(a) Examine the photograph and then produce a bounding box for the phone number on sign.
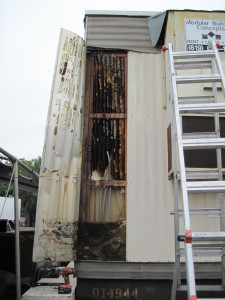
[187,44,225,52]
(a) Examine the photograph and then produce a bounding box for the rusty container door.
[33,29,86,262]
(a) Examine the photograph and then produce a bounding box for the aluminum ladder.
[165,41,225,300]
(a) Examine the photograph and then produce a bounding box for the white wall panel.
[127,52,175,262]
[33,29,86,262]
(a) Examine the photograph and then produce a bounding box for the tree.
[0,156,41,226]
[0,182,13,197]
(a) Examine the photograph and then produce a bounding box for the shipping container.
[32,9,225,299]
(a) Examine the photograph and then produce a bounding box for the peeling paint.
[43,220,78,239]
[36,220,78,262]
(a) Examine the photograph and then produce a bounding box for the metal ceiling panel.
[33,29,86,262]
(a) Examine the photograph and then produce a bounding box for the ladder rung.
[178,96,215,104]
[179,231,225,241]
[179,247,223,257]
[174,60,212,70]
[193,231,225,241]
[173,50,215,59]
[193,242,225,248]
[183,132,217,139]
[179,103,225,114]
[187,181,225,193]
[176,74,221,84]
[177,285,225,292]
[173,208,223,217]
[178,170,219,180]
[183,138,225,149]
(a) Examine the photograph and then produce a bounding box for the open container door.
[33,29,86,262]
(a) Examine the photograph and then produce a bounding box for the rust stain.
[60,61,68,76]
[61,180,69,216]
[56,114,59,125]
[91,53,126,181]
[63,180,68,202]
[54,125,58,135]
[53,145,55,150]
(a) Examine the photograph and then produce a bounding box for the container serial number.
[92,288,138,299]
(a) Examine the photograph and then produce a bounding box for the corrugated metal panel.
[86,16,159,53]
[127,52,175,262]
[127,51,221,262]
[33,29,86,262]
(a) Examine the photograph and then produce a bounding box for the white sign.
[185,18,225,52]
[0,197,21,220]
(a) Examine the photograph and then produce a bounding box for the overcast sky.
[1,0,225,160]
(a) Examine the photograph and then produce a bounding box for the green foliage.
[18,156,41,177]
[0,183,13,197]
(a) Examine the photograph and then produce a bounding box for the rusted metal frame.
[86,52,128,222]
[87,180,127,187]
[86,57,95,222]
[93,53,128,218]
[103,53,127,58]
[118,57,125,180]
[94,186,97,222]
[89,113,126,119]
[80,55,94,222]
[113,57,120,179]
[87,123,92,221]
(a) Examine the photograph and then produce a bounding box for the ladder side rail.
[211,56,223,181]
[168,43,191,230]
[168,43,196,299]
[211,41,225,287]
[211,54,225,224]
[170,92,181,300]
[186,244,197,300]
[211,41,225,97]
[211,51,225,230]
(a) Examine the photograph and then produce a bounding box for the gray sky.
[1,0,225,160]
